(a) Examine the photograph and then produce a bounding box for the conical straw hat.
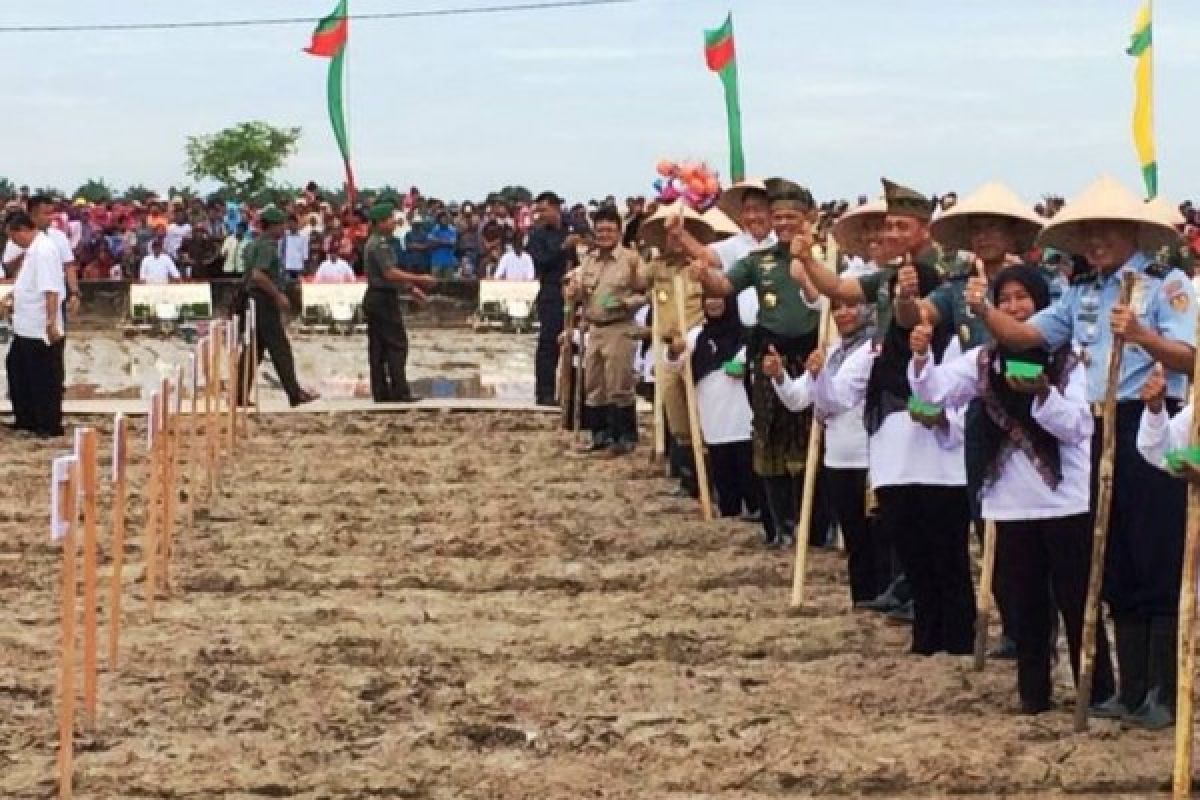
[716,178,769,220]
[930,182,1044,254]
[638,200,714,253]
[832,198,886,258]
[1037,175,1181,254]
[1146,196,1186,228]
[702,206,741,240]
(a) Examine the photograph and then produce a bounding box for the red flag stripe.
[705,36,735,72]
[304,17,347,57]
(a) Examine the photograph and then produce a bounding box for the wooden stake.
[651,288,666,465]
[54,455,79,800]
[558,301,576,426]
[107,415,128,671]
[790,304,833,607]
[75,428,99,728]
[160,371,181,595]
[228,341,241,456]
[143,391,161,618]
[1174,321,1200,798]
[672,274,713,521]
[250,299,260,412]
[973,520,999,670]
[203,335,216,499]
[187,351,199,530]
[573,316,587,436]
[1075,272,1136,732]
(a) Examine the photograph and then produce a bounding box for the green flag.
[703,13,745,182]
[304,0,356,204]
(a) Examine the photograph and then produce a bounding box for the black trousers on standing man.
[7,335,63,436]
[535,286,564,404]
[364,288,411,402]
[239,291,303,406]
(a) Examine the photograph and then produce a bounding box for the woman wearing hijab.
[763,297,885,607]
[665,291,763,526]
[909,265,1115,714]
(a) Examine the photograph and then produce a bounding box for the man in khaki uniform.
[639,202,714,491]
[565,207,647,456]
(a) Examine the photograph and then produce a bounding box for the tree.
[250,185,299,210]
[122,184,158,204]
[73,178,114,204]
[185,121,301,199]
[33,186,65,200]
[167,185,199,206]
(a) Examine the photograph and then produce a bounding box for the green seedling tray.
[1005,360,1045,380]
[1165,446,1200,472]
[907,395,942,417]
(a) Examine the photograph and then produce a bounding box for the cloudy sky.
[2,0,1196,204]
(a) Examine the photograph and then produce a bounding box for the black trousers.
[1100,402,1187,616]
[709,440,762,518]
[826,467,886,604]
[239,293,302,404]
[364,289,410,402]
[534,290,564,402]
[996,514,1116,710]
[7,335,63,435]
[878,485,975,655]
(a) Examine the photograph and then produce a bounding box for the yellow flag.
[1127,1,1156,198]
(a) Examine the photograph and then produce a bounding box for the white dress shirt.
[4,228,74,273]
[139,253,180,284]
[663,326,753,445]
[314,257,357,283]
[281,231,309,274]
[11,231,65,342]
[493,247,536,281]
[909,345,1092,520]
[709,231,777,328]
[820,340,965,488]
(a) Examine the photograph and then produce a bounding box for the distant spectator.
[314,253,357,283]
[222,222,251,275]
[139,239,180,284]
[428,211,459,279]
[493,232,535,281]
[403,217,431,274]
[281,214,309,279]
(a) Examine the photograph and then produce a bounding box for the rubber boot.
[578,405,612,452]
[609,405,637,456]
[1126,615,1176,730]
[676,444,699,498]
[1091,613,1149,720]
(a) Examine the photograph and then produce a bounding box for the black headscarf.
[863,259,950,435]
[978,265,1070,488]
[692,294,745,382]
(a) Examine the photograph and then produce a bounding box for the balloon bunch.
[652,159,721,211]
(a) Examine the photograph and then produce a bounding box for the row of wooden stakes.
[50,303,258,800]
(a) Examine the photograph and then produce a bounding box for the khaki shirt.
[645,258,703,339]
[578,246,647,324]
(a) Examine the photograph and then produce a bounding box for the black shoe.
[289,389,320,407]
[988,635,1018,660]
[1089,696,1130,720]
[885,600,915,625]
[860,578,906,613]
[394,393,422,404]
[535,397,558,408]
[1126,615,1177,730]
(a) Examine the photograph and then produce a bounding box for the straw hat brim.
[1037,217,1181,256]
[702,207,741,240]
[832,201,886,258]
[716,179,769,220]
[931,214,1043,255]
[1035,175,1182,256]
[639,211,714,253]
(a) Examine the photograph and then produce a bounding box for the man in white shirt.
[221,223,251,275]
[492,237,536,281]
[139,240,181,284]
[5,212,66,437]
[280,214,310,279]
[671,180,777,328]
[313,254,357,283]
[163,211,191,259]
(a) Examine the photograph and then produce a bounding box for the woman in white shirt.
[764,299,885,607]
[665,294,762,526]
[493,234,536,282]
[313,255,357,283]
[909,265,1114,714]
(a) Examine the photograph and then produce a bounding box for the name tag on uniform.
[656,289,669,304]
[762,291,778,309]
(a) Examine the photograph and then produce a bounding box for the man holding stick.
[687,179,824,549]
[971,176,1194,728]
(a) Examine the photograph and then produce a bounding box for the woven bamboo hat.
[930,182,1044,254]
[716,178,769,220]
[702,206,741,241]
[638,200,714,252]
[1037,175,1181,254]
[832,198,887,258]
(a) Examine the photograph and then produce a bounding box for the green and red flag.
[304,0,356,205]
[703,13,745,182]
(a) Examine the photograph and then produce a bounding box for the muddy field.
[0,412,1183,799]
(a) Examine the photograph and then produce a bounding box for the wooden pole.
[107,414,128,671]
[203,335,216,499]
[672,274,713,521]
[573,317,587,436]
[143,391,161,618]
[1174,320,1200,798]
[75,428,99,728]
[54,455,79,800]
[1074,272,1136,732]
[250,299,260,412]
[187,351,199,530]
[559,300,576,427]
[790,304,833,607]
[651,288,666,465]
[229,341,241,456]
[973,520,999,670]
[160,371,181,595]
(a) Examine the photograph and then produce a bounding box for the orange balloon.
[656,159,676,178]
[687,175,708,194]
[703,176,720,195]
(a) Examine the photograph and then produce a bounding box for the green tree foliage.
[185,121,301,199]
[121,185,158,204]
[73,178,114,204]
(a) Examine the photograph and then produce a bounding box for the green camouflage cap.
[882,178,933,222]
[368,202,396,223]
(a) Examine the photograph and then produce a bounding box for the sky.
[2,0,1197,205]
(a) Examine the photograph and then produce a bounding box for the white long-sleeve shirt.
[770,339,872,470]
[821,340,965,488]
[1138,404,1193,472]
[909,345,1092,520]
[313,258,357,283]
[662,326,752,445]
[139,253,180,284]
[493,248,536,281]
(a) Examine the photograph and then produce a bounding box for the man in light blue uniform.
[971,176,1194,729]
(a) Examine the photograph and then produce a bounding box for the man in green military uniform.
[690,178,824,549]
[238,207,318,407]
[363,202,438,403]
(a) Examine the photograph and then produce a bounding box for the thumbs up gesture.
[910,306,934,359]
[895,253,919,300]
[1141,363,1167,414]
[761,344,784,379]
[965,257,989,315]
